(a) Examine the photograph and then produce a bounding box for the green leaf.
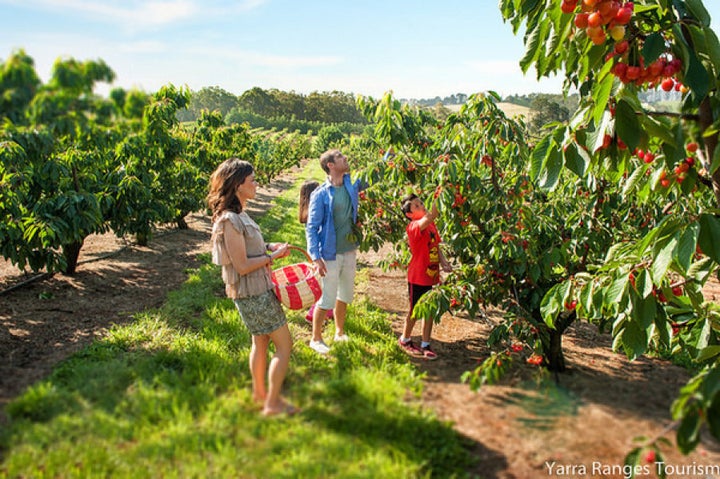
[538,144,563,190]
[589,110,613,154]
[696,346,720,363]
[709,393,720,441]
[651,236,677,284]
[636,268,654,299]
[520,18,548,74]
[684,46,711,100]
[676,408,702,454]
[605,272,629,305]
[702,28,720,75]
[642,32,667,63]
[624,447,641,469]
[675,222,700,272]
[541,281,570,328]
[685,0,711,27]
[698,214,720,263]
[630,287,656,330]
[591,70,614,127]
[642,114,675,145]
[654,308,672,348]
[621,319,648,360]
[530,135,551,181]
[622,163,646,196]
[700,363,720,399]
[615,99,641,151]
[563,142,588,177]
[709,140,720,175]
[579,280,594,314]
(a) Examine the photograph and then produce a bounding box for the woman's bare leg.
[250,334,269,404]
[262,324,295,415]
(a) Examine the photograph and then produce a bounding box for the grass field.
[0,160,474,479]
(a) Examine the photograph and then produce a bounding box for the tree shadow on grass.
[303,375,508,479]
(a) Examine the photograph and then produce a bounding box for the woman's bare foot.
[261,401,300,417]
[252,393,266,408]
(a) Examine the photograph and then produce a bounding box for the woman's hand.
[270,242,290,260]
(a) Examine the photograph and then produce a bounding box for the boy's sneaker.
[398,338,423,357]
[305,305,334,324]
[309,340,330,355]
[304,305,315,324]
[422,345,438,361]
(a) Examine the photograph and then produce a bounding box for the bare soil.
[2,170,720,478]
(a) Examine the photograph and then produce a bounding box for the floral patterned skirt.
[233,289,287,335]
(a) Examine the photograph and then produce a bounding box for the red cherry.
[614,40,629,54]
[626,66,641,80]
[613,62,628,77]
[588,11,603,27]
[561,0,577,14]
[574,12,589,28]
[615,6,632,24]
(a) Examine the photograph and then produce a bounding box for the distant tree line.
[502,92,579,111]
[177,86,369,134]
[182,86,649,137]
[407,91,580,134]
[403,93,469,107]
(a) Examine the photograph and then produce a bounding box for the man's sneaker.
[422,345,438,361]
[334,333,349,342]
[398,338,423,357]
[309,340,330,355]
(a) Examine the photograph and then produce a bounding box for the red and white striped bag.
[271,246,322,310]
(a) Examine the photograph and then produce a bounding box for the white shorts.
[317,250,357,310]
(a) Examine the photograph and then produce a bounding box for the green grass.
[0,161,476,478]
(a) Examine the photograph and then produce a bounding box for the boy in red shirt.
[398,193,452,360]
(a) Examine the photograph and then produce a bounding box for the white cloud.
[0,0,267,29]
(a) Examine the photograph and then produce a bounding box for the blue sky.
[2,0,720,100]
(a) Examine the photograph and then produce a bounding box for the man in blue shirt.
[306,149,363,354]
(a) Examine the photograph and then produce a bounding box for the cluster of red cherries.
[561,0,686,92]
[610,44,684,90]
[561,0,634,45]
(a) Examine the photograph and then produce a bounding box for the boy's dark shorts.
[408,282,433,310]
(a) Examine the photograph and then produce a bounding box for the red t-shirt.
[406,220,441,286]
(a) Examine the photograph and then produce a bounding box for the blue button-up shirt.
[306,174,362,261]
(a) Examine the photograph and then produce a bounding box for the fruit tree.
[500,0,720,454]
[354,0,720,456]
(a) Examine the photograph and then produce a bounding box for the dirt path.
[2,168,720,478]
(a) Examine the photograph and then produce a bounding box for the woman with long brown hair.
[208,158,297,416]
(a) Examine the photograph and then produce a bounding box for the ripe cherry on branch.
[561,1,633,46]
[561,0,686,93]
